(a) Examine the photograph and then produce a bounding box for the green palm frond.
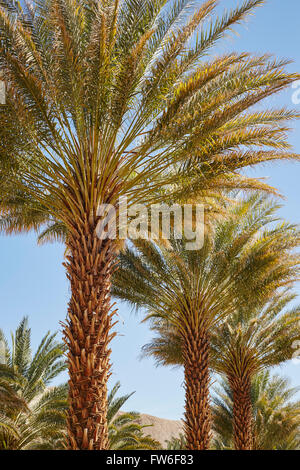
[107,381,160,450]
[0,317,67,450]
[113,194,300,339]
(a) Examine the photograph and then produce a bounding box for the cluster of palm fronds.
[0,318,160,450]
[0,0,300,450]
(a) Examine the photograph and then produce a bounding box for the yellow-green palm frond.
[113,194,300,339]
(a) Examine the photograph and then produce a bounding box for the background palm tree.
[213,371,300,450]
[212,294,300,450]
[115,195,300,449]
[0,365,28,440]
[1,0,300,449]
[0,318,160,450]
[0,317,67,450]
[142,298,300,451]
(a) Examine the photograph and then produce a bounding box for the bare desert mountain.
[137,413,183,446]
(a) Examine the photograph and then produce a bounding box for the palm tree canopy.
[0,0,300,239]
[113,194,300,337]
[212,293,300,379]
[213,371,300,450]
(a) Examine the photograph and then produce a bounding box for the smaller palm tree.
[143,294,300,450]
[213,371,300,450]
[0,317,67,450]
[108,382,160,450]
[212,294,300,450]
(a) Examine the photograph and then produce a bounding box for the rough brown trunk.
[229,373,253,450]
[62,222,117,450]
[183,327,211,450]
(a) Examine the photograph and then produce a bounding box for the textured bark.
[62,222,118,450]
[229,373,253,450]
[183,327,211,450]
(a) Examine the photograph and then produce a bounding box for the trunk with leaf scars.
[229,373,253,450]
[183,327,211,450]
[63,221,118,450]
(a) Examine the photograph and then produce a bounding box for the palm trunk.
[63,222,117,450]
[183,327,211,450]
[229,373,253,450]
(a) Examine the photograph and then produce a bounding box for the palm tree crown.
[1,0,300,237]
[113,195,300,331]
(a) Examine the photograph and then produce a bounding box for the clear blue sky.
[1,0,300,420]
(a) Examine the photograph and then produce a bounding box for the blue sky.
[1,0,300,420]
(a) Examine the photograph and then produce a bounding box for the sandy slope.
[137,413,183,446]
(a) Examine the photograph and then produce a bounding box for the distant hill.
[136,413,183,447]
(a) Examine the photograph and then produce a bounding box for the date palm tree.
[213,371,300,450]
[212,294,300,450]
[113,195,300,449]
[1,0,300,449]
[0,367,28,437]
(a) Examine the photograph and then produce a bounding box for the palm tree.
[0,334,27,415]
[213,371,300,450]
[212,294,300,450]
[113,195,300,449]
[0,317,67,450]
[1,0,300,449]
